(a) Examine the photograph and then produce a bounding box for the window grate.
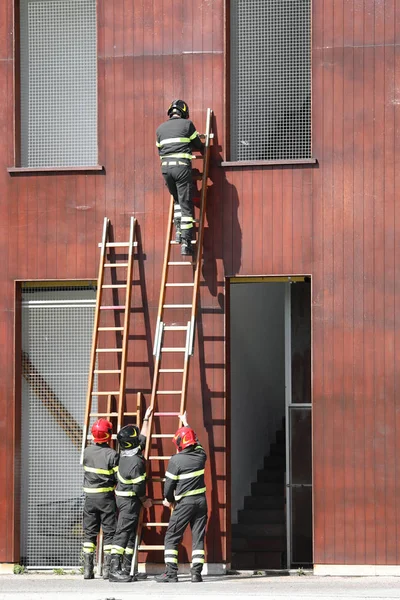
[20,286,96,567]
[20,0,97,168]
[230,0,311,161]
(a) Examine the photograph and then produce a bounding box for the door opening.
[229,276,312,569]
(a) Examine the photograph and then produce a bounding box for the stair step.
[238,509,285,525]
[232,523,285,538]
[231,536,286,552]
[244,496,284,510]
[257,469,285,483]
[264,455,286,470]
[269,443,285,457]
[232,551,284,570]
[251,482,284,497]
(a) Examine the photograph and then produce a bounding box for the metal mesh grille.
[21,286,96,567]
[230,0,311,161]
[20,0,98,168]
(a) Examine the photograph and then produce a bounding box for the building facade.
[0,0,399,575]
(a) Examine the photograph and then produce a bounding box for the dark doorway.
[229,276,312,569]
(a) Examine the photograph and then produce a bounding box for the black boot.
[155,567,178,583]
[181,240,194,256]
[102,553,111,580]
[191,571,203,582]
[174,217,182,243]
[83,553,94,580]
[121,554,147,580]
[108,554,132,583]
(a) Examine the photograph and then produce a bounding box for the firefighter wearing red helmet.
[82,418,118,580]
[156,411,207,583]
[155,100,204,256]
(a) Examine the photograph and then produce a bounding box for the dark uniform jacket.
[115,434,147,499]
[83,443,119,494]
[164,444,207,503]
[156,117,204,161]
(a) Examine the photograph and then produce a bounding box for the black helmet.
[117,424,140,450]
[167,99,189,119]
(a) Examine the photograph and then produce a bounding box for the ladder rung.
[154,412,180,416]
[150,476,167,482]
[164,326,188,331]
[161,347,186,352]
[163,304,192,309]
[148,456,172,460]
[143,523,169,527]
[123,412,139,417]
[152,434,174,438]
[102,285,126,289]
[92,391,120,396]
[99,241,138,247]
[168,262,193,266]
[96,348,123,352]
[138,545,165,551]
[90,412,118,417]
[98,327,124,331]
[159,369,185,373]
[104,263,129,267]
[165,283,194,287]
[94,370,122,374]
[100,306,125,310]
[156,390,182,395]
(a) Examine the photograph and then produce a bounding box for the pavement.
[1,572,400,600]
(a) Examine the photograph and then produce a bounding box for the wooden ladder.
[80,216,141,464]
[132,108,213,573]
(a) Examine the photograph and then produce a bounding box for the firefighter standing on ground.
[82,418,118,580]
[156,99,204,256]
[156,411,208,583]
[108,406,153,582]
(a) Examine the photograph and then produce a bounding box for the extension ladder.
[81,216,141,464]
[132,108,213,573]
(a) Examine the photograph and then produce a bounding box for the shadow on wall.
[200,116,242,299]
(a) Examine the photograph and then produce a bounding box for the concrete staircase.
[231,428,286,570]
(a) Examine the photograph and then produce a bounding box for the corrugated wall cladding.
[0,0,399,567]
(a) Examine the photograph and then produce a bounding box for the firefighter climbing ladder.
[80,215,141,465]
[132,108,213,574]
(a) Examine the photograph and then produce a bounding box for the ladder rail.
[153,198,175,356]
[81,217,109,464]
[117,216,137,431]
[178,108,213,411]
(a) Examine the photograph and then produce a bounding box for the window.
[230,0,311,162]
[19,0,97,168]
[20,283,97,567]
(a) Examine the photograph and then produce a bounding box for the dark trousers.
[112,496,141,554]
[83,493,116,552]
[162,165,194,242]
[164,495,208,574]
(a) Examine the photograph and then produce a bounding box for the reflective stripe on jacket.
[164,444,207,503]
[115,436,147,498]
[156,117,204,161]
[82,443,118,494]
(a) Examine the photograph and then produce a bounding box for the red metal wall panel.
[0,0,399,568]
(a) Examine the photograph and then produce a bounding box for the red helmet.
[91,418,112,443]
[173,427,197,452]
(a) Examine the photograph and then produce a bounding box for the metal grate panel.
[20,0,97,168]
[230,0,311,161]
[21,286,96,567]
